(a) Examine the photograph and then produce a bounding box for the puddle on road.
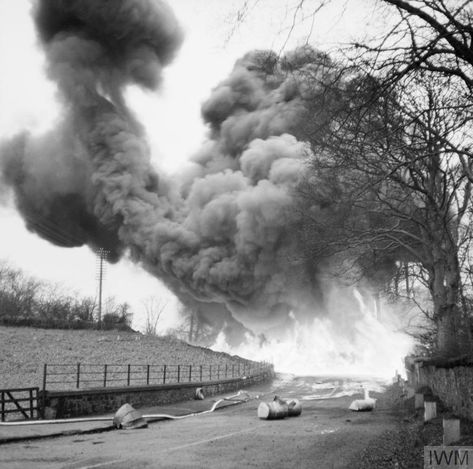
[320,428,338,435]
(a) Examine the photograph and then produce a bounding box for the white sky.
[0,0,383,332]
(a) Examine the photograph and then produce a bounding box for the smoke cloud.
[0,1,379,339]
[1,0,183,261]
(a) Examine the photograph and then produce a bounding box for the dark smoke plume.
[1,0,182,260]
[0,1,341,336]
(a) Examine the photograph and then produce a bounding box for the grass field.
[0,326,251,390]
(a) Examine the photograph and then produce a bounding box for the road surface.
[0,375,403,469]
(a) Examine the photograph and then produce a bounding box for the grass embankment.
[0,326,250,390]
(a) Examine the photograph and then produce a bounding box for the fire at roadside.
[0,0,414,373]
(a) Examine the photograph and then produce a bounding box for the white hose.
[0,416,111,426]
[143,391,251,421]
[0,391,252,426]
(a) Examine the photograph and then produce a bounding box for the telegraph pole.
[96,248,109,328]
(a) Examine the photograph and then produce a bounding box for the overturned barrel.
[258,397,288,420]
[113,403,148,429]
[258,396,302,420]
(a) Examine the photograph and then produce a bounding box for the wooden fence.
[0,387,40,422]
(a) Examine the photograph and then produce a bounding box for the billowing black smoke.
[0,0,343,338]
[1,0,183,261]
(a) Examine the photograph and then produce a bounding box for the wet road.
[0,375,400,469]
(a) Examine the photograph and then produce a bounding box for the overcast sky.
[0,0,383,331]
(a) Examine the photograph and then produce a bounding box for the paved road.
[0,375,401,469]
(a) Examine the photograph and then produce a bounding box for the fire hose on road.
[145,390,253,421]
[0,390,254,427]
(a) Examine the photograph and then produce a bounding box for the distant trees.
[102,297,133,331]
[0,262,133,330]
[168,305,215,346]
[0,262,41,321]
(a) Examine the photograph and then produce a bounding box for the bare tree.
[299,66,473,356]
[142,296,168,336]
[0,262,42,320]
[369,0,473,91]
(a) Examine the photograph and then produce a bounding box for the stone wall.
[40,370,274,419]
[406,357,473,420]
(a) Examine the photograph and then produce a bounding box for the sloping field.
[0,326,249,389]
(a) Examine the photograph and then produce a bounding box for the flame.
[212,289,413,380]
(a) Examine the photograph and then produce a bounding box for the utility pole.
[96,248,109,328]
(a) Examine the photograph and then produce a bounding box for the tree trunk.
[404,261,410,297]
[430,243,471,357]
[436,305,462,357]
[188,312,194,343]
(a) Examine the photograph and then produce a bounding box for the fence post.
[238,363,240,376]
[225,364,228,378]
[29,389,34,419]
[189,365,192,382]
[147,365,150,385]
[43,364,48,392]
[200,365,203,382]
[177,365,181,383]
[163,365,167,384]
[76,363,81,389]
[232,364,235,378]
[1,391,4,422]
[127,364,131,386]
[210,365,212,381]
[103,364,108,388]
[41,364,48,419]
